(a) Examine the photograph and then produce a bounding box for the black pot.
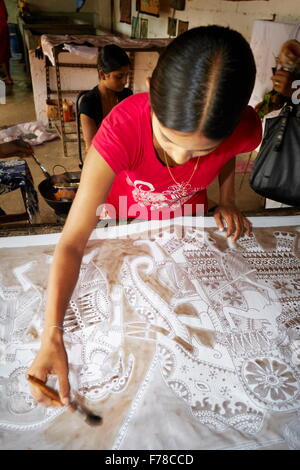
[38,178,73,215]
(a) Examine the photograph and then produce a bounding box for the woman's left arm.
[0,140,32,158]
[214,157,251,241]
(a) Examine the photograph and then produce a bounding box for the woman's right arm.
[0,140,32,157]
[80,114,98,151]
[27,145,116,407]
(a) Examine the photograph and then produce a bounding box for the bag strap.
[279,103,293,116]
[294,104,300,118]
[275,105,293,151]
[280,103,300,117]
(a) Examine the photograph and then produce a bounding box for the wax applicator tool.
[27,374,102,427]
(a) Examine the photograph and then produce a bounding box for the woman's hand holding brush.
[26,328,71,407]
[26,328,102,426]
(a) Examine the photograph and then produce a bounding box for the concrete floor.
[0,58,265,226]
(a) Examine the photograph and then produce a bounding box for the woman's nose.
[171,149,190,164]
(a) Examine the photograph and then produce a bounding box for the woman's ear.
[99,70,106,81]
[145,77,151,90]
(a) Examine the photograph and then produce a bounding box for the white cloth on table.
[40,34,171,66]
[62,44,98,60]
[0,217,300,449]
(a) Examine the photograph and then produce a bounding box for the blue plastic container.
[8,23,23,57]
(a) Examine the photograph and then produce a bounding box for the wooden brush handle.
[27,374,62,405]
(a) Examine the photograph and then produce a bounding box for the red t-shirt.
[92,93,262,220]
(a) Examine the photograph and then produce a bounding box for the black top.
[79,86,133,127]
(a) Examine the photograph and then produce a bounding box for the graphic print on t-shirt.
[128,177,201,211]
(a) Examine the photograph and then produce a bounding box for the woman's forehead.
[112,65,130,73]
[152,112,220,150]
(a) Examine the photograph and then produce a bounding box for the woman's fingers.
[26,368,64,408]
[243,217,252,236]
[30,384,62,407]
[214,210,225,232]
[26,369,48,384]
[225,216,234,238]
[226,214,239,241]
[215,210,240,240]
[271,70,293,96]
[34,393,61,407]
[232,216,243,241]
[232,215,251,241]
[57,369,71,406]
[26,340,71,409]
[214,206,251,241]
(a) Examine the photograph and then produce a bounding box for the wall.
[5,0,18,23]
[25,1,93,13]
[5,0,112,30]
[6,0,300,38]
[5,0,84,23]
[111,0,300,41]
[19,0,300,124]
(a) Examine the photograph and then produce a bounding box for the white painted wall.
[111,0,300,41]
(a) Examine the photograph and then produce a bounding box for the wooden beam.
[111,0,114,34]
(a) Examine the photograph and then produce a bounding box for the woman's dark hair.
[150,25,256,140]
[98,44,130,74]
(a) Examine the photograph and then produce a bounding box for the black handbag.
[250,104,300,206]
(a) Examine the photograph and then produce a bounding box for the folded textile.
[41,34,171,66]
[0,122,58,146]
[0,159,39,221]
[62,43,98,60]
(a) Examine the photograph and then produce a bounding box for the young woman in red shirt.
[27,25,262,407]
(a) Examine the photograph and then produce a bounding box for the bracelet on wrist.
[45,325,64,331]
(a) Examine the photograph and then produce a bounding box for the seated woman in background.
[271,39,300,100]
[79,44,133,151]
[255,39,300,119]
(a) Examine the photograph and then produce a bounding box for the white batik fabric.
[0,219,300,450]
